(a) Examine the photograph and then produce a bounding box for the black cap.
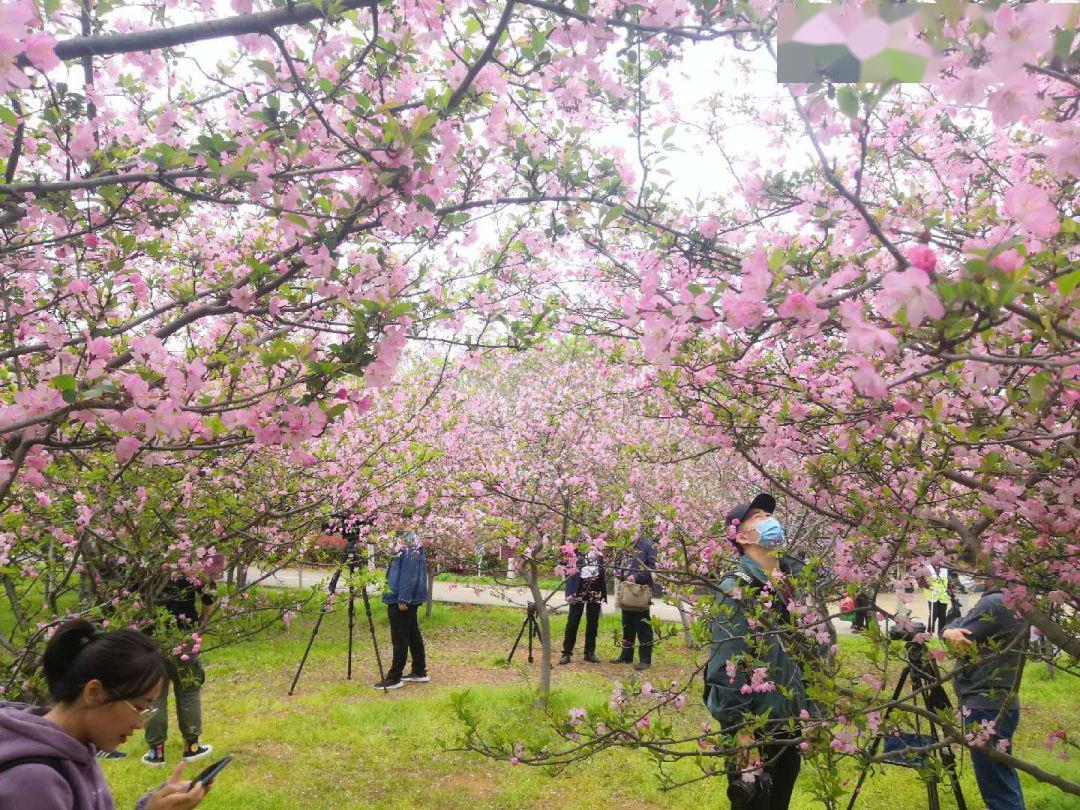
[725,493,776,527]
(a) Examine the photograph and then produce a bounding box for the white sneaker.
[401,673,430,683]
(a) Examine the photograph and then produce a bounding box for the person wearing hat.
[702,493,822,810]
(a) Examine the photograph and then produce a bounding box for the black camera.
[727,771,772,804]
[526,601,537,618]
[888,620,927,642]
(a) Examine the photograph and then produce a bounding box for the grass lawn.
[90,599,1077,810]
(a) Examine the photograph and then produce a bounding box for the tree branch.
[36,0,378,63]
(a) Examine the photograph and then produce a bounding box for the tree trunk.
[524,559,551,706]
[676,600,694,648]
[425,567,437,618]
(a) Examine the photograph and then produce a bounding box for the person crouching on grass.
[373,531,430,691]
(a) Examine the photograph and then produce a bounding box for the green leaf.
[601,204,624,227]
[836,87,859,119]
[1028,371,1050,405]
[49,374,78,391]
[1056,269,1080,298]
[0,106,17,127]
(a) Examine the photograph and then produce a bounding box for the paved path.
[250,566,980,638]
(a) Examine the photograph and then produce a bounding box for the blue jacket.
[614,536,661,597]
[383,542,428,606]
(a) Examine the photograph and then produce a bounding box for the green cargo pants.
[144,654,205,747]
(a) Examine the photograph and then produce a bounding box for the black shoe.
[373,676,403,690]
[558,653,572,665]
[609,656,632,664]
[634,661,651,671]
[182,741,213,763]
[584,653,601,664]
[401,672,430,683]
[141,746,166,767]
[97,750,127,761]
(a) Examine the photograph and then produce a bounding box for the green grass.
[73,602,1080,809]
[434,571,566,591]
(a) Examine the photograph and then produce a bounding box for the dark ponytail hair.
[42,619,167,705]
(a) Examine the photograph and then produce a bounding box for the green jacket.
[702,555,819,733]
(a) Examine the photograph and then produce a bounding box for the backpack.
[0,756,75,803]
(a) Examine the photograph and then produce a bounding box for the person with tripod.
[558,548,606,665]
[943,572,1029,810]
[702,493,824,810]
[373,531,429,691]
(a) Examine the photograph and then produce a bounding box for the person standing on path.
[559,548,606,665]
[141,555,223,767]
[374,532,429,690]
[943,574,1029,810]
[610,533,660,670]
[923,564,950,637]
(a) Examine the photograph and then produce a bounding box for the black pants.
[387,603,426,678]
[852,592,872,630]
[562,600,601,656]
[928,600,948,636]
[726,733,801,810]
[617,608,653,663]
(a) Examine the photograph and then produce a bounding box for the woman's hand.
[144,762,208,810]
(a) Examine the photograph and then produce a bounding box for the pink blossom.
[877,267,944,326]
[22,32,58,71]
[115,436,141,463]
[777,291,826,325]
[1003,183,1060,238]
[905,245,937,272]
[848,355,888,400]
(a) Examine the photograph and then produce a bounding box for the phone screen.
[191,754,232,788]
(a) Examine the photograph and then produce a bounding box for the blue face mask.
[755,517,785,549]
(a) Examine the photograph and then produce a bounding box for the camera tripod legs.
[288,555,387,695]
[506,611,543,666]
[845,656,967,810]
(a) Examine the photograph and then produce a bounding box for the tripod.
[847,638,967,810]
[289,537,388,695]
[505,601,543,666]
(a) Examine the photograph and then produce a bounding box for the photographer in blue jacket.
[373,532,429,691]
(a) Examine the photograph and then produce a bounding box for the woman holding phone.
[0,619,209,809]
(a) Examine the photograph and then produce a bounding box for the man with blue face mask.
[702,493,823,810]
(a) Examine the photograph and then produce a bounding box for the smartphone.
[190,754,232,789]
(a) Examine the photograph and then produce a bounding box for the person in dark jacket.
[943,578,1029,810]
[559,548,606,665]
[374,532,429,690]
[610,534,660,670]
[0,619,208,810]
[703,493,823,810]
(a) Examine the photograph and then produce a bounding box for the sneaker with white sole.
[182,741,213,762]
[373,676,404,690]
[401,672,430,683]
[141,745,166,767]
[97,749,127,761]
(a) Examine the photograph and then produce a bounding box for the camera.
[888,620,927,642]
[727,771,773,804]
[526,601,537,618]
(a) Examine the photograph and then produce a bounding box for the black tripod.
[505,601,543,666]
[847,634,967,810]
[289,534,388,694]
